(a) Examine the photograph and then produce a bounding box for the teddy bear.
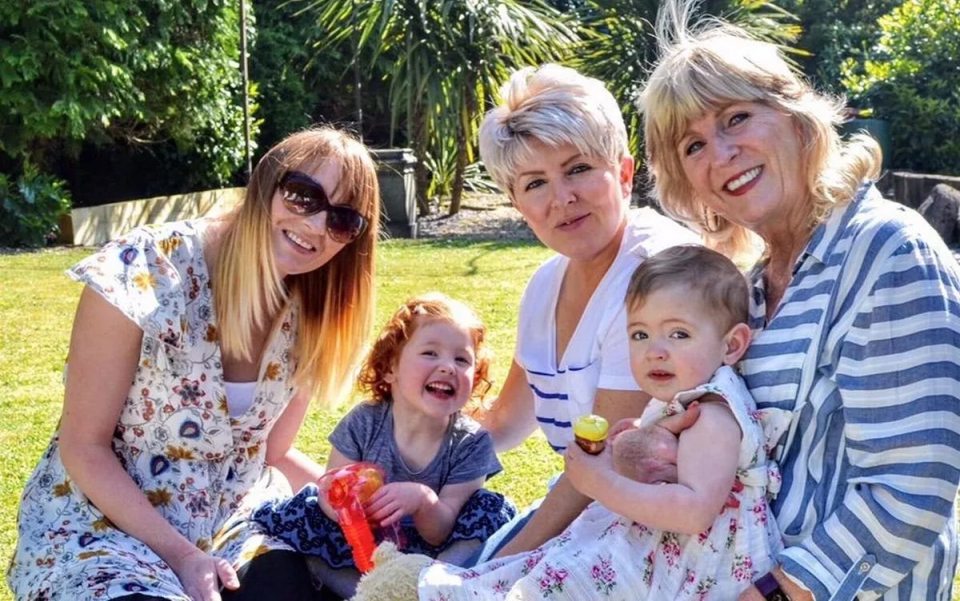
[349,541,433,601]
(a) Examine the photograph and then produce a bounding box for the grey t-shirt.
[329,401,502,492]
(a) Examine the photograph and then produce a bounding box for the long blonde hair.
[214,127,380,406]
[638,0,880,261]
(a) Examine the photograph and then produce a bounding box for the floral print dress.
[8,221,300,601]
[418,366,791,601]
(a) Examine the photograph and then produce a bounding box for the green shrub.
[841,0,960,173]
[0,166,72,248]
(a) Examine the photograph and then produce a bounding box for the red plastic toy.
[316,462,385,573]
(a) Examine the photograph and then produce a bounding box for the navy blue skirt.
[252,484,517,570]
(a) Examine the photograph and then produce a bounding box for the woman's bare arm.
[493,386,648,557]
[265,388,325,491]
[59,287,236,600]
[475,359,538,453]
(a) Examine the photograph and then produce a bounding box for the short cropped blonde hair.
[479,64,630,195]
[638,0,880,260]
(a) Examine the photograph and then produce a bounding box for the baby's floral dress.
[8,221,300,600]
[418,366,791,600]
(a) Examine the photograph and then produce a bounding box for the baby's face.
[626,284,731,401]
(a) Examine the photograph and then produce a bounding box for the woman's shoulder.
[66,220,210,345]
[843,185,941,250]
[520,253,568,310]
[73,220,207,277]
[113,219,206,252]
[623,208,701,259]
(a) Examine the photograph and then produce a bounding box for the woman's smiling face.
[678,102,810,240]
[270,160,349,278]
[510,140,632,264]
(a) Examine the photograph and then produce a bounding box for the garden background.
[2,0,959,599]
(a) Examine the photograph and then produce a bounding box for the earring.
[701,206,722,233]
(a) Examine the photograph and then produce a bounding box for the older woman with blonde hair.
[8,126,380,601]
[638,1,960,599]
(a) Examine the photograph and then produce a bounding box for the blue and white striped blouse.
[741,184,960,600]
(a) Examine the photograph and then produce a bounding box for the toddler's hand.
[563,442,616,498]
[365,482,434,527]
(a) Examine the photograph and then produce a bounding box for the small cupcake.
[573,414,609,455]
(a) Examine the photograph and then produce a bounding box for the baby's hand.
[365,482,434,527]
[563,442,616,499]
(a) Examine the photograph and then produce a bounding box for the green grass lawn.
[2,241,958,599]
[0,240,561,600]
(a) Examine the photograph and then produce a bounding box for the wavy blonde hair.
[479,63,629,195]
[214,127,380,406]
[638,0,880,261]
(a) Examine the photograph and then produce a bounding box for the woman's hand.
[168,547,239,601]
[608,416,643,440]
[563,442,617,499]
[366,482,434,527]
[610,402,701,484]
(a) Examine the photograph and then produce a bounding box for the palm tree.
[304,0,581,215]
[574,0,804,162]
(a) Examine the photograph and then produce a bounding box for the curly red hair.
[358,292,493,405]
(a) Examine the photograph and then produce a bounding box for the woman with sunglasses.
[8,127,379,601]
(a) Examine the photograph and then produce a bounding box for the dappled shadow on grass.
[383,238,548,278]
[383,237,544,252]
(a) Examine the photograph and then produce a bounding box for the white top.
[224,380,257,417]
[515,208,700,451]
[419,365,791,601]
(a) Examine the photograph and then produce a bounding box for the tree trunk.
[448,83,475,216]
[412,105,431,217]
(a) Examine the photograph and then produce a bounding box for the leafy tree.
[0,0,253,189]
[303,0,580,215]
[0,164,71,248]
[779,0,899,93]
[251,0,388,159]
[841,0,960,173]
[575,0,803,163]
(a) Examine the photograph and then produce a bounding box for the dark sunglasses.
[277,171,368,244]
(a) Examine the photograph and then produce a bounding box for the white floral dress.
[419,366,791,600]
[8,221,299,600]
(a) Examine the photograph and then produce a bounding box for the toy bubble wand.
[317,462,385,573]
